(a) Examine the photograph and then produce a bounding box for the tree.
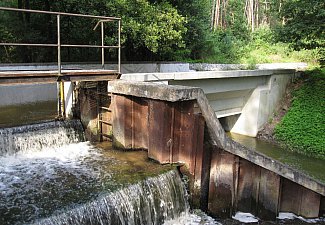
[0,0,187,62]
[278,0,325,50]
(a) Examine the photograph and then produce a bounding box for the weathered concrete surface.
[108,80,325,197]
[108,80,200,102]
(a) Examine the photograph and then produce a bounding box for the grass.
[274,69,325,159]
[199,27,323,67]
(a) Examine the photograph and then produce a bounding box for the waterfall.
[0,120,219,225]
[31,170,189,225]
[0,120,85,156]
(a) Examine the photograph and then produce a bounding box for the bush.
[275,69,325,159]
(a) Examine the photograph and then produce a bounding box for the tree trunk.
[17,0,23,21]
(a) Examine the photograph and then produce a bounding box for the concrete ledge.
[108,80,200,102]
[108,80,325,196]
[120,69,295,82]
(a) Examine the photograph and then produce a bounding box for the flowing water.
[0,120,220,225]
[228,133,325,184]
[0,107,322,225]
[0,101,57,128]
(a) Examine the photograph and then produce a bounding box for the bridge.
[0,6,121,117]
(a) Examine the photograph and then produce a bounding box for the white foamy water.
[0,120,194,225]
[163,210,221,225]
[0,120,84,156]
[0,142,102,197]
[278,212,325,224]
[232,212,259,223]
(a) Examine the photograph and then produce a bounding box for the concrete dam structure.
[1,63,324,222]
[78,79,325,220]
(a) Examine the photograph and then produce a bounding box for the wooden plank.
[112,95,133,149]
[173,101,196,168]
[320,197,325,217]
[148,100,173,164]
[258,168,281,220]
[300,187,321,218]
[280,178,321,218]
[193,114,205,180]
[280,178,302,215]
[237,159,260,215]
[209,149,235,218]
[132,97,148,149]
[199,125,211,212]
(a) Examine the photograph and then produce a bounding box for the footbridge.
[0,6,121,117]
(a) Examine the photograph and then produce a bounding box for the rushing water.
[0,120,220,225]
[1,117,322,225]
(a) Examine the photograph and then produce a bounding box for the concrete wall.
[120,69,296,137]
[0,83,57,106]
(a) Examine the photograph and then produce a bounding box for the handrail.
[0,6,121,74]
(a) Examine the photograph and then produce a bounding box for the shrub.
[275,69,325,159]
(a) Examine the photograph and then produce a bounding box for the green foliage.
[167,0,212,60]
[275,69,325,159]
[277,0,325,50]
[0,0,187,62]
[0,0,323,63]
[200,26,322,65]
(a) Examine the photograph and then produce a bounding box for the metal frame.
[0,7,121,74]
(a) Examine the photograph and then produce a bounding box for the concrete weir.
[80,80,325,220]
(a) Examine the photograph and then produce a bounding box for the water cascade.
[0,120,84,156]
[0,120,218,225]
[32,170,188,225]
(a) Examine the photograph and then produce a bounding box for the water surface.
[228,132,325,184]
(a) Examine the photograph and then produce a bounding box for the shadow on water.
[228,132,325,184]
[0,101,57,128]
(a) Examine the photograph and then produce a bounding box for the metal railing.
[0,7,121,74]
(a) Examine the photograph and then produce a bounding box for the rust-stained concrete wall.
[107,80,324,219]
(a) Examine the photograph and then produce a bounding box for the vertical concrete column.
[64,81,74,118]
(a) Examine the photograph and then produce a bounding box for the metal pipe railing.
[0,6,121,74]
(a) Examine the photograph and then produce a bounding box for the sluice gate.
[79,80,325,220]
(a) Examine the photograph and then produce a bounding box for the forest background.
[0,0,324,66]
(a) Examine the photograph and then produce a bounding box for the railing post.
[57,14,65,118]
[101,21,105,70]
[57,14,61,74]
[118,20,121,73]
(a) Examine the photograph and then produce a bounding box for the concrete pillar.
[64,81,74,118]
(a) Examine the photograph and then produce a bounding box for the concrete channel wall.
[80,80,324,220]
[121,69,296,137]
